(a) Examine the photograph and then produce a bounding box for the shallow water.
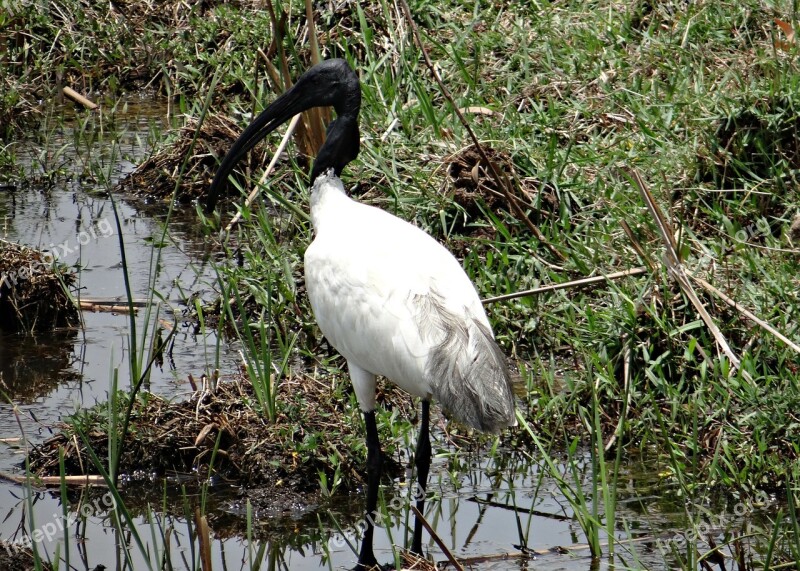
[0,97,786,570]
[0,444,780,570]
[0,449,679,570]
[0,95,233,446]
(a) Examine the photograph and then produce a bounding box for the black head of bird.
[206,58,361,212]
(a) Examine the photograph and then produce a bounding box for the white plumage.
[305,173,483,397]
[306,172,515,430]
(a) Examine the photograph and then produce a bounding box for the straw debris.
[27,374,409,495]
[0,542,53,571]
[116,113,243,203]
[440,144,551,242]
[0,240,79,333]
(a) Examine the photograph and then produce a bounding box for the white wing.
[305,176,514,431]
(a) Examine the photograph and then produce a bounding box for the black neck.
[311,113,360,182]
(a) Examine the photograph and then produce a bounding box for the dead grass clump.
[27,374,410,494]
[0,240,78,333]
[441,144,553,242]
[116,113,242,202]
[318,1,395,61]
[447,145,515,222]
[0,542,53,571]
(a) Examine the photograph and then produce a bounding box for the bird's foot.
[353,548,384,571]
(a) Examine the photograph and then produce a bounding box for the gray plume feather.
[416,293,516,433]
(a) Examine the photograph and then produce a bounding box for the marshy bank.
[2,0,800,569]
[0,240,79,333]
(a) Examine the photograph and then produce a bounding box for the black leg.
[357,410,381,569]
[410,400,431,556]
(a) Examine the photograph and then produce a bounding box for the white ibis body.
[207,59,517,569]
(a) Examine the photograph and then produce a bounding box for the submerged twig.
[410,505,464,571]
[468,496,572,520]
[79,301,137,314]
[78,297,151,307]
[448,533,656,567]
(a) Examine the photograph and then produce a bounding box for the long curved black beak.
[205,58,361,213]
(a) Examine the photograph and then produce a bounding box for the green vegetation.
[5,0,800,568]
[179,0,800,493]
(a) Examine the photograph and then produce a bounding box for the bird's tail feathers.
[422,296,517,433]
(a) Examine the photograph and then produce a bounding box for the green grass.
[5,0,800,568]
[187,0,800,492]
[191,0,800,564]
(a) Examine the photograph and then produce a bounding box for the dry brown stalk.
[690,274,800,356]
[619,219,656,272]
[224,113,301,234]
[0,472,106,487]
[257,6,327,160]
[410,505,464,571]
[78,301,136,314]
[481,267,647,304]
[63,86,97,110]
[623,168,743,373]
[195,507,213,571]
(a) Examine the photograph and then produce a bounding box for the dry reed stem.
[0,471,106,487]
[224,113,301,234]
[690,274,800,356]
[624,168,744,374]
[62,86,97,109]
[410,506,464,571]
[195,507,213,571]
[482,267,648,304]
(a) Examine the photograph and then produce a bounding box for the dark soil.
[708,96,800,187]
[697,95,800,225]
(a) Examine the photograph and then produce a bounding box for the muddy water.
[0,98,782,570]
